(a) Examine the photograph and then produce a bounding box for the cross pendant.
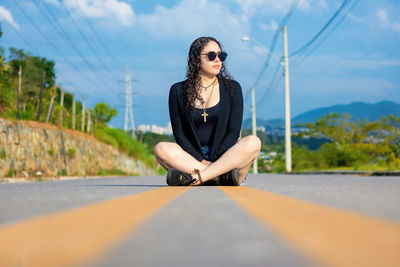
[201,110,208,122]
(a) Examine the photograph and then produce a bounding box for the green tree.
[305,113,400,169]
[2,48,56,120]
[0,24,9,115]
[307,113,362,144]
[93,103,117,127]
[0,23,5,70]
[8,47,55,88]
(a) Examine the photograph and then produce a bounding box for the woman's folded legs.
[192,135,261,185]
[154,135,261,186]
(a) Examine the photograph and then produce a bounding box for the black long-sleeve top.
[168,77,243,162]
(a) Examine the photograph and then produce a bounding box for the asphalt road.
[0,174,399,267]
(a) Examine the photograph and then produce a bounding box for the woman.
[154,37,261,186]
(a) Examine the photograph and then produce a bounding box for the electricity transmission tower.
[124,65,136,138]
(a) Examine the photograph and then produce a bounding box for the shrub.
[68,148,76,159]
[94,127,157,170]
[321,143,357,167]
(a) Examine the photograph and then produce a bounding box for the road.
[0,174,400,267]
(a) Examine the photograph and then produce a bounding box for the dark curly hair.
[184,37,234,109]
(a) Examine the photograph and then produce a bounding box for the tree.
[305,113,400,168]
[0,23,5,70]
[0,24,7,73]
[4,48,56,120]
[0,23,8,115]
[93,103,117,127]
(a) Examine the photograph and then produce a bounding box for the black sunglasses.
[200,51,228,62]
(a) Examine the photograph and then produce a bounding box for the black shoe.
[166,169,196,186]
[219,168,240,186]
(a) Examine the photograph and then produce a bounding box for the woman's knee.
[154,142,170,160]
[154,142,180,162]
[242,135,261,155]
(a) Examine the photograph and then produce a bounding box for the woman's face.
[199,41,222,77]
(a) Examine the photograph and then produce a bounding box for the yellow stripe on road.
[0,187,188,267]
[219,186,400,267]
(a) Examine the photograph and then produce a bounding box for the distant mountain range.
[243,101,400,129]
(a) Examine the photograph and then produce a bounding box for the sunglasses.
[200,51,228,62]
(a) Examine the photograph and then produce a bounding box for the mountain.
[292,101,400,124]
[243,101,400,129]
[242,118,284,130]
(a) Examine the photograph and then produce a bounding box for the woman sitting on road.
[154,36,261,186]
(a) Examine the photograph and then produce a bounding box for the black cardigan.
[169,77,243,162]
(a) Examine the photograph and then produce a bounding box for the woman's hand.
[201,160,212,166]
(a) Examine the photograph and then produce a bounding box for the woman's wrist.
[201,159,212,166]
[193,168,203,184]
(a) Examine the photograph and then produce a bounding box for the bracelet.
[193,168,203,184]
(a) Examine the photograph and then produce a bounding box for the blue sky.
[1,0,399,128]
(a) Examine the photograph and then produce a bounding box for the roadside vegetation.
[1,25,398,174]
[0,25,162,174]
[242,113,400,173]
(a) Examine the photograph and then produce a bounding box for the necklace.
[199,77,216,91]
[201,79,216,123]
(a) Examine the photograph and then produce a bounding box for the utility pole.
[251,86,258,174]
[17,65,22,120]
[87,109,91,134]
[46,85,56,123]
[81,99,85,132]
[124,65,136,138]
[72,95,76,130]
[283,25,292,173]
[59,89,64,126]
[241,35,281,174]
[37,71,45,121]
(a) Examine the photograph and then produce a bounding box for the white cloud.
[347,12,365,24]
[393,22,400,33]
[299,77,395,96]
[316,0,328,10]
[295,54,400,76]
[252,45,270,55]
[376,9,400,33]
[377,9,390,28]
[233,0,329,17]
[0,5,20,30]
[259,20,278,31]
[62,0,134,26]
[290,53,399,97]
[44,0,61,6]
[135,0,248,41]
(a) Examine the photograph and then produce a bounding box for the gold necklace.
[199,77,216,91]
[201,79,216,123]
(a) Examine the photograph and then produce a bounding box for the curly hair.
[184,37,234,109]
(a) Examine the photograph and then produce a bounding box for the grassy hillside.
[94,127,159,171]
[0,33,162,175]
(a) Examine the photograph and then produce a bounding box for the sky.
[1,0,399,129]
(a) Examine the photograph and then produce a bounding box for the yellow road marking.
[0,187,188,267]
[219,186,400,267]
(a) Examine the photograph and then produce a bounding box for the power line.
[7,22,39,55]
[72,0,124,68]
[6,7,117,109]
[10,0,111,95]
[31,0,118,95]
[256,59,284,106]
[244,0,299,119]
[32,0,70,46]
[58,2,120,81]
[10,0,79,71]
[289,0,352,58]
[250,0,299,90]
[244,60,284,120]
[292,0,361,68]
